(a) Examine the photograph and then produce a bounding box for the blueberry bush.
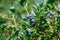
[0,0,60,40]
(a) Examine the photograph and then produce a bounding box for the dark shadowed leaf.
[0,17,7,25]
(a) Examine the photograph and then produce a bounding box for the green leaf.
[0,6,5,13]
[0,33,6,40]
[0,17,7,25]
[20,0,26,6]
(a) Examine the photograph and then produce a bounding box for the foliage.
[0,0,60,40]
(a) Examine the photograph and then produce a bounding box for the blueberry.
[30,18,35,22]
[26,14,36,26]
[58,7,60,12]
[26,14,36,21]
[47,12,52,17]
[28,32,32,36]
[47,11,56,17]
[18,34,21,37]
[51,11,56,15]
[30,18,36,26]
[26,14,33,20]
[30,21,36,26]
[47,12,56,18]
[27,28,32,36]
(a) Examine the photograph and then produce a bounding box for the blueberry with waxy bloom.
[58,7,60,12]
[26,13,36,19]
[50,11,56,15]
[30,21,36,26]
[26,14,36,26]
[30,18,36,26]
[30,17,33,20]
[27,28,32,36]
[26,14,33,20]
[18,33,20,36]
[28,32,32,36]
[31,18,36,22]
[47,11,56,18]
[47,13,52,18]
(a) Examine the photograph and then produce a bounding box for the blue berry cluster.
[26,13,36,26]
[47,11,56,18]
